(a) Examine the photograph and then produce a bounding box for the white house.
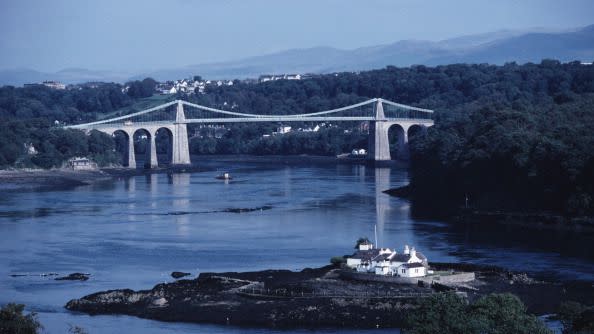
[67,157,97,170]
[346,241,428,278]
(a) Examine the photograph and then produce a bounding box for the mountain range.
[2,24,593,86]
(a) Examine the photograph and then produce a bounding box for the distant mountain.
[0,68,132,86]
[137,24,594,81]
[2,25,593,86]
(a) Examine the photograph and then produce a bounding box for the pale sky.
[1,0,593,72]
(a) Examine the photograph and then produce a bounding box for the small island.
[65,239,593,329]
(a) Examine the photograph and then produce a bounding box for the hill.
[2,25,593,85]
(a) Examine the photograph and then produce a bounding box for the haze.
[1,0,593,72]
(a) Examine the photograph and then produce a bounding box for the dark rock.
[223,206,272,213]
[64,264,594,328]
[171,272,191,279]
[55,273,90,281]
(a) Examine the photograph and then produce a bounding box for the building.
[42,81,66,89]
[346,241,428,278]
[67,157,97,170]
[278,126,292,134]
[259,74,302,83]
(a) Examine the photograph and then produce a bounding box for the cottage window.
[415,269,419,273]
[401,269,405,274]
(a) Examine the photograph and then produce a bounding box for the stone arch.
[112,129,133,167]
[155,127,174,166]
[132,128,155,168]
[387,123,408,160]
[407,124,426,141]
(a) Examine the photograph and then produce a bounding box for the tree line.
[0,79,156,168]
[1,60,593,216]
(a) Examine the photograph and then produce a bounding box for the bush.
[330,256,346,266]
[0,303,42,334]
[403,292,551,334]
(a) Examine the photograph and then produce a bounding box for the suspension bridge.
[66,98,434,168]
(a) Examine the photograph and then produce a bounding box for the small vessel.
[215,171,232,180]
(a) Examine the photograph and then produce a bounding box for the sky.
[1,0,593,72]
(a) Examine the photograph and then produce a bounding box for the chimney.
[410,247,416,258]
[403,245,410,255]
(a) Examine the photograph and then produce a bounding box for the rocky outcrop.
[65,264,594,328]
[170,272,191,279]
[66,266,419,328]
[56,273,90,281]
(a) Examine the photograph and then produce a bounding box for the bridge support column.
[127,131,136,169]
[147,133,158,169]
[367,121,392,161]
[367,99,391,161]
[172,102,191,166]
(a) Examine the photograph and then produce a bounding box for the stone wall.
[340,270,475,285]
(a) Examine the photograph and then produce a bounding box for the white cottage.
[346,241,428,278]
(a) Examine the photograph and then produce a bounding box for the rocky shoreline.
[65,263,594,329]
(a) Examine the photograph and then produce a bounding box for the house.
[67,157,97,170]
[42,81,66,89]
[346,241,428,278]
[276,126,292,134]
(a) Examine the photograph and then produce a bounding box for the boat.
[215,171,232,180]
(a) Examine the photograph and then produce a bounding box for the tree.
[0,303,42,334]
[354,237,371,249]
[403,293,551,334]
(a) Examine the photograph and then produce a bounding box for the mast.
[374,224,378,248]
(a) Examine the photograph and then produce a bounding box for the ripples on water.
[0,157,591,333]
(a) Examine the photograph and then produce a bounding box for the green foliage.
[2,62,594,217]
[354,237,371,249]
[0,303,42,334]
[126,78,157,98]
[330,256,346,266]
[558,301,594,334]
[404,293,551,334]
[0,80,149,169]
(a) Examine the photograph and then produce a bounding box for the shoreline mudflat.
[0,169,113,191]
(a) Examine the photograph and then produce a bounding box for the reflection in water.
[148,173,159,209]
[125,177,136,219]
[0,159,592,334]
[171,173,191,230]
[374,168,391,248]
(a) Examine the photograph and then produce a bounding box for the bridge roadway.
[66,98,434,168]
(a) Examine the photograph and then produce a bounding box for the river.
[0,156,592,333]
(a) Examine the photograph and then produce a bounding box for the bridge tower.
[367,99,414,162]
[367,99,393,161]
[172,101,191,166]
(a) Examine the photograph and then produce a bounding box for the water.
[0,157,592,333]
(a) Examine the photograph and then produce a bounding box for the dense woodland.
[1,60,593,215]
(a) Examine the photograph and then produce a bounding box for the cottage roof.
[350,249,380,261]
[372,253,392,261]
[401,262,425,269]
[390,254,412,262]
